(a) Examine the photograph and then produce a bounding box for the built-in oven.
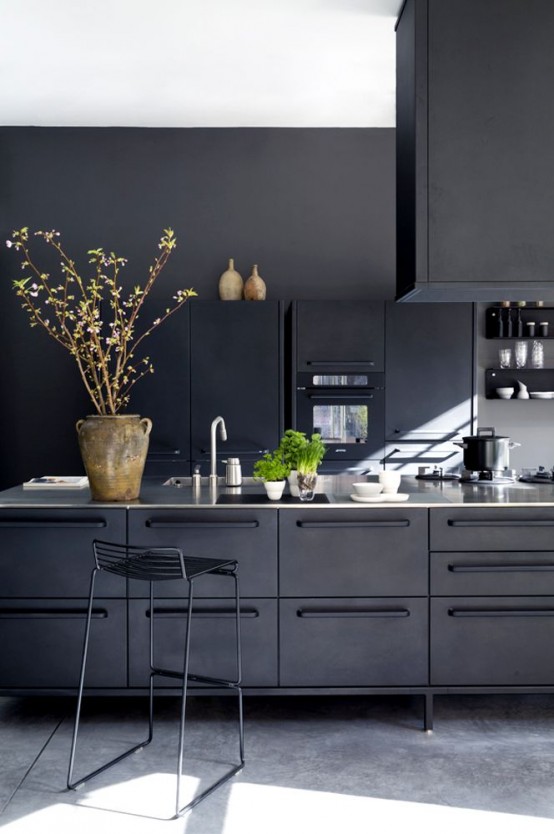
[295,371,385,462]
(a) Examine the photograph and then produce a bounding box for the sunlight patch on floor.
[222,784,554,834]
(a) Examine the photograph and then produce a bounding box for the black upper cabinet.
[396,0,554,302]
[190,302,283,475]
[295,301,385,372]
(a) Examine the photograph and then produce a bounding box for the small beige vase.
[218,258,243,301]
[244,264,267,301]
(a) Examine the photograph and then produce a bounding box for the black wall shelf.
[486,307,554,339]
[485,368,554,399]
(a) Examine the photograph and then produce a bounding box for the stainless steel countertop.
[1,475,554,508]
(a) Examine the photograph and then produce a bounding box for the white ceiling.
[0,0,401,128]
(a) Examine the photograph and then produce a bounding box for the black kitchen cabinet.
[128,598,278,688]
[280,597,428,687]
[279,508,427,597]
[278,508,428,687]
[0,508,127,690]
[128,509,278,598]
[128,507,279,688]
[130,308,191,478]
[396,0,554,301]
[430,507,554,686]
[294,301,385,372]
[190,301,283,476]
[384,302,475,472]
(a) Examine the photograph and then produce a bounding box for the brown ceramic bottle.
[244,264,266,301]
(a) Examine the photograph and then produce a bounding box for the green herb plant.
[6,227,197,415]
[277,429,308,470]
[295,433,327,474]
[253,450,290,483]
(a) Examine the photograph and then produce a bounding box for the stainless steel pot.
[454,427,521,472]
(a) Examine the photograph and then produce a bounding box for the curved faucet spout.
[210,416,227,483]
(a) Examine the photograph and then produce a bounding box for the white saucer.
[350,493,410,503]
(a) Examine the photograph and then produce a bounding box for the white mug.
[378,470,401,494]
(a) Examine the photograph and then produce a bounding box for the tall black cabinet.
[385,303,475,472]
[190,301,283,476]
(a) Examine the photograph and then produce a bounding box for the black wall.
[0,127,395,488]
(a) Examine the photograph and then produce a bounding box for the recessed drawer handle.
[448,608,554,618]
[309,395,374,400]
[297,608,410,618]
[307,361,375,367]
[0,520,108,528]
[145,521,259,529]
[147,607,259,619]
[297,521,410,529]
[0,608,107,619]
[447,520,554,528]
[449,563,554,573]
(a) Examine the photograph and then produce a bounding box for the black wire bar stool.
[67,539,244,818]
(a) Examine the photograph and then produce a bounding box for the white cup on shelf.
[378,471,401,494]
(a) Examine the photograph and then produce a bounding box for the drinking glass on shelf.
[514,340,528,368]
[499,348,512,369]
[531,340,545,369]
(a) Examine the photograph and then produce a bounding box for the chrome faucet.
[209,416,227,486]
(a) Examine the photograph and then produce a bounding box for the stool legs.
[67,569,154,792]
[67,563,244,819]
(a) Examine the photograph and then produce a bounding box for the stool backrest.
[93,540,187,581]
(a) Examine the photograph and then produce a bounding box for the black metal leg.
[173,566,245,818]
[67,571,153,792]
[424,692,434,732]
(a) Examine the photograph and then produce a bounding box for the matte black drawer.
[431,597,554,685]
[280,597,428,686]
[430,508,554,552]
[128,598,277,687]
[0,599,127,688]
[431,551,554,596]
[279,509,428,596]
[0,509,126,597]
[128,509,277,598]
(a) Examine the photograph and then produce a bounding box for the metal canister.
[225,458,242,486]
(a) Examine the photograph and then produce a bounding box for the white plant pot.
[264,480,286,501]
[287,470,300,497]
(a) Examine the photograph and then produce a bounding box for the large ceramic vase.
[76,414,152,501]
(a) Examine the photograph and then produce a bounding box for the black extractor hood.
[395,0,554,303]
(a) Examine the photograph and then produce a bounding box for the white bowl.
[496,387,514,399]
[530,391,554,399]
[352,482,383,497]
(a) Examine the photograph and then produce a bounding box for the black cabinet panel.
[295,301,385,372]
[397,0,554,299]
[0,599,126,688]
[431,597,554,685]
[431,551,554,597]
[128,509,277,598]
[130,309,191,477]
[0,509,126,597]
[430,508,554,552]
[128,598,277,687]
[279,509,428,597]
[280,597,428,686]
[190,302,282,475]
[384,303,474,473]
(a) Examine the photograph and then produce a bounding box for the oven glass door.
[296,374,384,460]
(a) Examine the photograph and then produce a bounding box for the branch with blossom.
[7,227,197,415]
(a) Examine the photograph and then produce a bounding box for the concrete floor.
[0,693,554,833]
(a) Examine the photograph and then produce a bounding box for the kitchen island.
[2,475,554,729]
